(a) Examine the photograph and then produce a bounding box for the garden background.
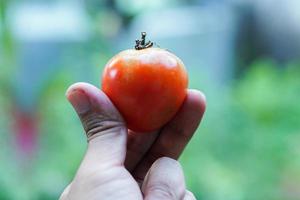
[1,0,300,199]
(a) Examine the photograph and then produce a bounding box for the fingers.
[142,157,186,200]
[132,89,206,180]
[125,130,159,172]
[66,82,127,170]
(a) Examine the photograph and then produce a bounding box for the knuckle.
[80,112,124,139]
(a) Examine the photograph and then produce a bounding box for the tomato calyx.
[135,32,154,50]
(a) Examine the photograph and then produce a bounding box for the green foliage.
[181,59,300,200]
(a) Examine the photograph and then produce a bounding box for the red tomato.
[102,33,188,132]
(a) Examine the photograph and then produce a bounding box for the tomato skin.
[102,48,188,132]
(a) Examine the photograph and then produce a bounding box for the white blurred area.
[7,1,89,42]
[4,1,90,109]
[119,4,237,83]
[1,0,300,89]
[113,0,300,83]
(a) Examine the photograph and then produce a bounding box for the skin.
[60,82,206,200]
[102,48,188,132]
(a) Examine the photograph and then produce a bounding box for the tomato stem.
[135,32,153,50]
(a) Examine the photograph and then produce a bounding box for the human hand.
[60,82,206,200]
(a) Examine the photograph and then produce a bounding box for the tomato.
[102,32,188,132]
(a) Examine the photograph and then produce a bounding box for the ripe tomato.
[102,33,188,132]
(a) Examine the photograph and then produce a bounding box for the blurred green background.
[1,0,300,199]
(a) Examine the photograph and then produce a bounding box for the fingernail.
[68,90,91,114]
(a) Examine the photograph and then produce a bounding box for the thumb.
[142,157,186,200]
[66,82,127,170]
